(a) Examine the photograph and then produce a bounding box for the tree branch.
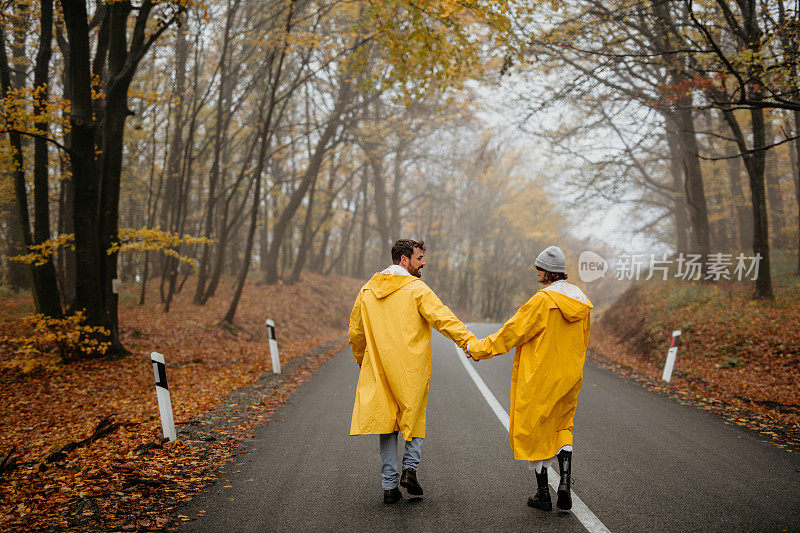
[3,129,74,155]
[698,132,800,160]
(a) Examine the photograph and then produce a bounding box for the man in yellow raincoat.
[468,245,592,512]
[349,239,477,504]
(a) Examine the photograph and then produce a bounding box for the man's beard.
[408,265,422,278]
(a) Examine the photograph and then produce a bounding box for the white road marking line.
[453,343,510,431]
[452,341,611,533]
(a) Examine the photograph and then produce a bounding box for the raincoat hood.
[468,281,592,461]
[349,269,477,440]
[365,272,419,299]
[542,281,593,323]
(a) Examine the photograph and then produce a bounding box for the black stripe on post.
[154,361,169,390]
[268,324,277,341]
[671,333,681,348]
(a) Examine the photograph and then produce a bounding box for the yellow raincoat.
[469,282,592,461]
[349,272,476,440]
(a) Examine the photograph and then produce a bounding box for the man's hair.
[536,267,568,284]
[392,239,426,264]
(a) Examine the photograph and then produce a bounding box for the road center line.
[452,340,611,533]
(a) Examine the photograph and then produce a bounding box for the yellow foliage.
[1,311,112,372]
[0,137,17,207]
[0,85,70,136]
[9,233,75,266]
[10,228,213,271]
[341,0,519,103]
[107,227,214,271]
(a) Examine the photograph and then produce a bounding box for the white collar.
[543,279,590,305]
[381,264,412,276]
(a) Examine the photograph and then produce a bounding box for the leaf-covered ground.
[591,255,800,453]
[0,273,362,531]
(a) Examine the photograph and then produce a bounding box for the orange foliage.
[0,273,362,530]
[654,74,726,105]
[591,270,800,452]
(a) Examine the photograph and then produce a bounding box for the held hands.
[463,339,491,361]
[463,343,474,360]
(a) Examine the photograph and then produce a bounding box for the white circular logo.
[578,251,608,283]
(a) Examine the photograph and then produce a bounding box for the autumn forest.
[1,0,799,528]
[0,0,798,355]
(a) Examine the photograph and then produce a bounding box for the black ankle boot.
[400,468,423,496]
[557,450,572,510]
[527,467,552,511]
[383,487,402,504]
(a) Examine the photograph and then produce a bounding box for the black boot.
[527,467,552,511]
[557,450,572,511]
[400,468,424,496]
[383,487,402,504]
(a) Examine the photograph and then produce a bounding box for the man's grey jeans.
[379,432,423,489]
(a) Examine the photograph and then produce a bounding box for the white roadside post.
[266,319,281,374]
[661,330,682,382]
[150,352,177,442]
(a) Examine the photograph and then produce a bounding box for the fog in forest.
[2,0,798,354]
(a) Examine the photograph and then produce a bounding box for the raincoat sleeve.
[469,292,549,360]
[348,290,366,367]
[584,317,591,349]
[415,286,477,349]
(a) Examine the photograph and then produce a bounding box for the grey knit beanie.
[534,245,566,273]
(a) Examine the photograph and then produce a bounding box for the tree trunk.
[204,122,263,301]
[0,32,37,302]
[389,146,405,242]
[747,102,773,298]
[3,212,29,290]
[57,171,76,307]
[763,117,786,248]
[60,0,183,354]
[264,79,352,284]
[260,200,270,273]
[138,82,165,306]
[223,0,297,317]
[287,180,317,284]
[308,159,341,273]
[55,23,76,308]
[675,102,711,261]
[368,150,391,250]
[726,144,753,250]
[651,2,708,258]
[793,111,800,273]
[720,105,773,299]
[10,1,28,90]
[311,227,331,273]
[2,3,31,291]
[61,0,110,341]
[162,18,188,312]
[665,122,690,253]
[194,0,240,304]
[31,0,63,317]
[776,0,800,272]
[327,194,358,276]
[353,166,369,279]
[159,19,187,230]
[223,170,262,323]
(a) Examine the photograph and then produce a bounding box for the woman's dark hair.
[536,267,568,284]
[392,239,426,264]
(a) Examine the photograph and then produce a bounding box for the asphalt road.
[179,323,800,532]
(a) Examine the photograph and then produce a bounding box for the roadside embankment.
[0,273,362,531]
[590,252,800,452]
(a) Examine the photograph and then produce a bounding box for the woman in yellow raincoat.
[468,245,592,512]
